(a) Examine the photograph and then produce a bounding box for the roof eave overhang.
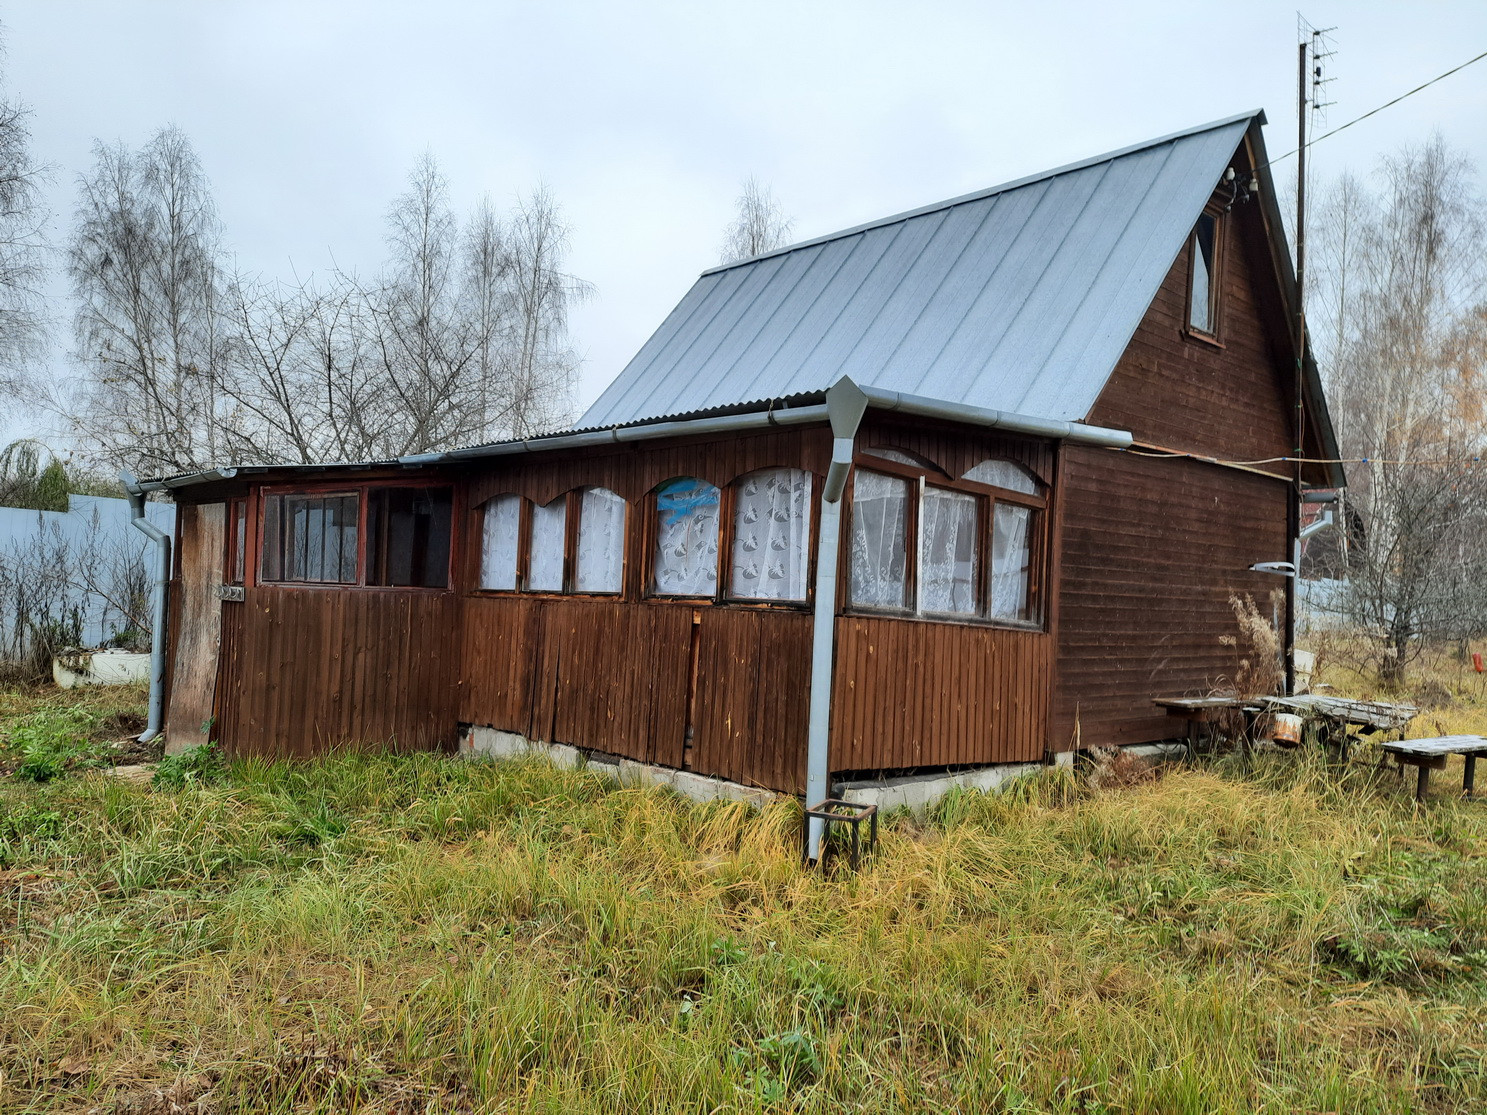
[133,378,1134,494]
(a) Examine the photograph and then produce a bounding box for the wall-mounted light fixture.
[1249,561,1296,577]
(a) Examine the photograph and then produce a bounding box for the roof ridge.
[700,109,1264,278]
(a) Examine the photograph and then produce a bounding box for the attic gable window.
[1187,212,1220,337]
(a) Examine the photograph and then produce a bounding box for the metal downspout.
[805,378,869,861]
[121,472,171,744]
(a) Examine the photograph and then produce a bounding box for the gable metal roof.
[582,111,1259,429]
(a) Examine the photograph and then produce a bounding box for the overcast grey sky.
[6,0,1487,448]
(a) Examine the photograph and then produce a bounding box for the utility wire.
[1262,47,1487,171]
[1123,447,1487,468]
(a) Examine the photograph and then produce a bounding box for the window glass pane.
[575,488,626,593]
[963,458,1041,495]
[528,497,567,592]
[230,499,247,585]
[730,468,812,601]
[277,493,359,584]
[367,488,451,588]
[260,494,282,581]
[849,469,909,608]
[1190,214,1215,332]
[653,478,720,596]
[919,487,978,614]
[333,495,359,583]
[480,495,522,591]
[990,503,1034,622]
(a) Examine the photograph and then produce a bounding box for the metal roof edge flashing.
[857,387,1133,448]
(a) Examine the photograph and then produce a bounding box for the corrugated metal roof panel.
[581,113,1256,429]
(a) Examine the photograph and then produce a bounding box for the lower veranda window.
[260,486,452,588]
[849,470,909,607]
[574,487,626,593]
[990,503,1035,622]
[848,457,1042,624]
[654,478,720,596]
[366,487,452,588]
[918,486,978,614]
[260,492,360,584]
[730,468,812,601]
[528,497,567,592]
[479,494,521,590]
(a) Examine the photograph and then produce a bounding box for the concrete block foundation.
[460,725,1182,816]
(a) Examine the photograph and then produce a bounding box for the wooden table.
[1153,696,1265,757]
[1381,735,1487,801]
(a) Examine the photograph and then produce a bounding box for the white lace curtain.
[919,486,978,614]
[479,494,521,590]
[529,497,567,592]
[730,468,812,601]
[653,478,720,596]
[575,487,626,593]
[849,470,909,607]
[991,503,1033,621]
[964,458,1041,495]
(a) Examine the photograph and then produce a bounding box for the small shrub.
[0,803,64,842]
[152,742,227,790]
[7,705,102,781]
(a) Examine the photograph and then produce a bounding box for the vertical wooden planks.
[829,615,1051,772]
[166,502,227,752]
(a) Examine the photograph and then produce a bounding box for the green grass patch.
[0,688,1484,1112]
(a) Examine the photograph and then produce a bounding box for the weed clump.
[4,705,103,781]
[151,741,226,791]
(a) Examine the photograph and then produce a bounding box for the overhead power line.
[1265,47,1487,170]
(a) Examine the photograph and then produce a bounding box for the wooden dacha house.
[132,111,1343,814]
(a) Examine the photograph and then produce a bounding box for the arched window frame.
[726,467,817,605]
[646,476,724,599]
[474,486,629,597]
[845,449,1048,628]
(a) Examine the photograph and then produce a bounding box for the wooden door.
[165,502,226,754]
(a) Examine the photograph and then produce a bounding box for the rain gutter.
[120,471,171,744]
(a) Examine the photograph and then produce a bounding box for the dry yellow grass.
[1,665,1484,1113]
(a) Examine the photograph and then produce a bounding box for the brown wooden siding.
[831,615,1051,771]
[1086,175,1296,472]
[462,597,812,793]
[216,587,461,758]
[166,502,225,750]
[462,596,691,765]
[857,414,1056,487]
[466,425,834,509]
[691,608,812,792]
[1053,446,1290,746]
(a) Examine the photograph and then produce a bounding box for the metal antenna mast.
[1289,16,1334,693]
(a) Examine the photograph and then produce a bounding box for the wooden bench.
[1381,736,1487,801]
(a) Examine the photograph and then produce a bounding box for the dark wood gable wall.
[1054,148,1302,748]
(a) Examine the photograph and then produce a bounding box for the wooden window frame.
[467,470,826,611]
[225,496,248,586]
[1183,208,1225,346]
[644,477,726,603]
[844,453,1048,631]
[722,467,819,608]
[256,480,457,593]
[472,487,630,599]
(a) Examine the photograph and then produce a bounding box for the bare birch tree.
[1309,137,1487,685]
[0,30,49,397]
[63,138,589,471]
[66,128,223,474]
[720,177,794,264]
